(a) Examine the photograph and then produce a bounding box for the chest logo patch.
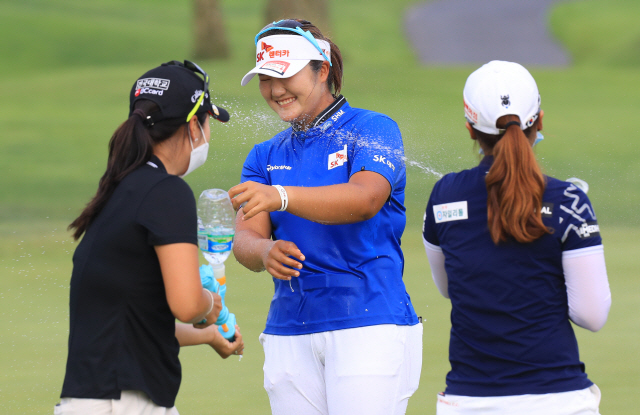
[328,144,348,170]
[433,201,468,223]
[267,164,292,172]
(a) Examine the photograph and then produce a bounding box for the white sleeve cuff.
[563,244,604,259]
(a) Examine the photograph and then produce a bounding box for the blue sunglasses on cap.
[254,19,332,67]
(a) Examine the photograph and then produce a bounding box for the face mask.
[533,131,544,147]
[180,121,209,178]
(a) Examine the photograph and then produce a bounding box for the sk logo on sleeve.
[328,145,348,170]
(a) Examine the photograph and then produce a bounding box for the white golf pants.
[260,323,423,415]
[436,384,602,415]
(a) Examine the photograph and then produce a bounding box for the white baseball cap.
[241,34,331,86]
[463,60,541,135]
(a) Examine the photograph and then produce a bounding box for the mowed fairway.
[1,0,639,414]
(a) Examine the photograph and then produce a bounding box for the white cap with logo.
[241,34,331,86]
[463,60,541,135]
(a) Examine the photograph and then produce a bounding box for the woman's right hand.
[194,290,223,328]
[262,240,305,280]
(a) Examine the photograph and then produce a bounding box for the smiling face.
[258,62,334,130]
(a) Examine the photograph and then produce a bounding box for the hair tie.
[503,121,521,129]
[132,109,154,126]
[132,109,146,119]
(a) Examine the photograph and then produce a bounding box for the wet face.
[258,62,333,129]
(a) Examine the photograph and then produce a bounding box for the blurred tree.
[265,0,330,33]
[194,0,229,59]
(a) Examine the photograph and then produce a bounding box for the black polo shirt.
[61,156,197,407]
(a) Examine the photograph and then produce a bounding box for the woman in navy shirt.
[229,19,422,415]
[423,60,611,414]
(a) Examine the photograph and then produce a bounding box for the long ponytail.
[68,104,154,240]
[68,99,200,240]
[484,115,550,244]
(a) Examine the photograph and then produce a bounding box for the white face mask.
[180,121,209,178]
[533,131,544,147]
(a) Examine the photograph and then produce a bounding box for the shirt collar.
[479,155,494,168]
[291,95,347,132]
[146,155,167,172]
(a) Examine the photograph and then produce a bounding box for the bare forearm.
[233,229,274,272]
[284,183,384,224]
[175,322,213,347]
[180,289,214,324]
[229,171,391,224]
[156,243,220,324]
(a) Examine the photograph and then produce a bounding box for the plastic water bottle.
[199,264,237,340]
[197,189,236,264]
[197,189,237,341]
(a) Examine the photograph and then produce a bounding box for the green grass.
[1,0,639,413]
[2,223,638,414]
[551,0,640,67]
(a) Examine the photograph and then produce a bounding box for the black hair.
[69,100,206,240]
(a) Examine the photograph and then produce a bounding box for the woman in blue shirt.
[229,19,422,415]
[422,60,611,414]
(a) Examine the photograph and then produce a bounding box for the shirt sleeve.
[563,245,611,332]
[558,184,602,251]
[422,184,440,246]
[349,114,405,191]
[423,235,448,298]
[136,176,197,246]
[241,145,269,185]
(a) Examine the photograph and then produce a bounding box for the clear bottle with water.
[197,189,236,265]
[197,189,238,341]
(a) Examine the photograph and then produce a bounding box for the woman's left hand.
[229,181,282,220]
[208,325,244,359]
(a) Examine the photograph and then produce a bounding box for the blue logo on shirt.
[321,121,333,132]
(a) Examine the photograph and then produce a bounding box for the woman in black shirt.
[57,61,243,414]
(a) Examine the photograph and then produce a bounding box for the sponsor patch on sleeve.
[372,155,395,171]
[577,221,600,239]
[433,201,468,223]
[541,202,554,218]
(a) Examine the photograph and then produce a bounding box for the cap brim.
[241,59,310,86]
[207,103,230,123]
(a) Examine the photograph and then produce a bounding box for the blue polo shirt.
[241,96,418,335]
[423,156,602,396]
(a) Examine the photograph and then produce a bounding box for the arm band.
[272,185,288,211]
[204,289,214,318]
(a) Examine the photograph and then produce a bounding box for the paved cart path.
[404,0,570,66]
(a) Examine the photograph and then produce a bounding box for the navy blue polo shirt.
[61,156,197,407]
[423,156,602,396]
[241,96,419,335]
